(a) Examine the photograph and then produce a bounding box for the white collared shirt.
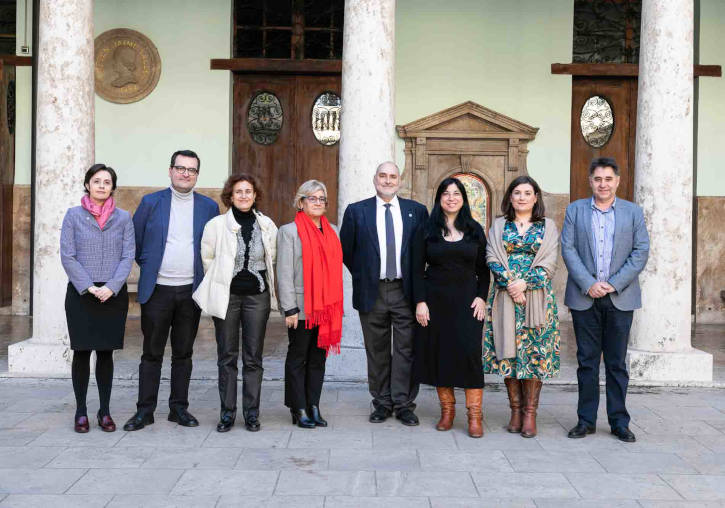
[376,195,403,279]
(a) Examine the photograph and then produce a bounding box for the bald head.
[373,161,401,202]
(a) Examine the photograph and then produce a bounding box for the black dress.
[412,225,490,388]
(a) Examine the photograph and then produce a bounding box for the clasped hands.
[416,296,485,327]
[506,278,528,305]
[88,285,113,303]
[587,281,615,299]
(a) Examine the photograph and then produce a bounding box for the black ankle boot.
[290,408,316,429]
[307,405,328,427]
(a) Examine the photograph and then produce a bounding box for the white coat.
[193,208,278,318]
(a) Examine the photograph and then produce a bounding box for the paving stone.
[171,469,278,496]
[116,423,212,448]
[0,494,112,507]
[330,415,401,430]
[0,413,31,429]
[452,430,546,451]
[373,429,457,450]
[202,429,291,448]
[533,500,640,507]
[627,434,713,454]
[376,471,478,497]
[217,495,324,508]
[329,448,418,471]
[637,501,725,507]
[0,469,87,494]
[106,494,219,507]
[418,449,513,472]
[635,418,723,436]
[325,496,429,508]
[661,474,725,501]
[0,446,63,468]
[648,406,725,421]
[504,450,605,473]
[693,434,725,453]
[11,412,68,431]
[274,470,375,496]
[141,446,242,469]
[68,469,183,495]
[48,446,154,468]
[565,473,682,500]
[429,499,535,508]
[30,426,126,447]
[237,448,329,470]
[0,429,43,447]
[678,452,725,474]
[288,429,372,449]
[591,451,697,474]
[535,433,629,453]
[471,472,579,499]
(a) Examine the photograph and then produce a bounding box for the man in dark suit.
[123,150,220,431]
[561,157,649,443]
[340,161,429,426]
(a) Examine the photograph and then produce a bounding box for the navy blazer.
[133,188,220,304]
[340,196,429,313]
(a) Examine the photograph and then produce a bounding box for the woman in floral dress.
[483,175,560,438]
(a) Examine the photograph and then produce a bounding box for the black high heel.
[290,408,316,429]
[308,405,328,427]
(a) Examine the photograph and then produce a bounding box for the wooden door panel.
[0,62,15,307]
[570,77,636,202]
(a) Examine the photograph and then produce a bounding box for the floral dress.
[482,220,560,379]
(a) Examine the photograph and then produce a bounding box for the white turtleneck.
[157,186,195,286]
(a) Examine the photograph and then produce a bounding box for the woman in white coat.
[193,173,278,433]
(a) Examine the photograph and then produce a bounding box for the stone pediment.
[396,101,538,139]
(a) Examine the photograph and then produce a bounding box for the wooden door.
[0,61,15,307]
[232,74,341,226]
[570,77,637,202]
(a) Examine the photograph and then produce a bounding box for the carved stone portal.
[397,101,538,229]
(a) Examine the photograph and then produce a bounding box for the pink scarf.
[81,195,116,230]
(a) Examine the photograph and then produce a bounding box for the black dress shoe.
[611,426,636,442]
[308,405,328,427]
[567,423,596,439]
[396,408,420,426]
[369,406,392,423]
[291,408,316,429]
[123,412,154,432]
[168,408,199,427]
[245,414,261,432]
[216,411,235,433]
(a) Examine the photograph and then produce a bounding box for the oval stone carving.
[580,95,614,148]
[247,92,284,145]
[311,92,341,145]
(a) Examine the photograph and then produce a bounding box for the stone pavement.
[1,378,725,507]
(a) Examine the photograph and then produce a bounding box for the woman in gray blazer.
[276,180,343,428]
[60,164,135,433]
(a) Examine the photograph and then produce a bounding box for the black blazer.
[340,196,429,313]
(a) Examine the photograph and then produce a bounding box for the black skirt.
[65,282,128,351]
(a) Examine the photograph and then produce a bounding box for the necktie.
[384,203,396,280]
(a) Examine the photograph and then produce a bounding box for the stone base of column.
[627,347,713,385]
[8,338,72,377]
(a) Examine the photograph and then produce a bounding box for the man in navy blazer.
[340,161,428,426]
[561,157,649,443]
[124,150,219,432]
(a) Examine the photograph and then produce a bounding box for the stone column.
[8,0,95,375]
[326,0,395,380]
[629,0,712,383]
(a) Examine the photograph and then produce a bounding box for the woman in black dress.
[413,177,490,438]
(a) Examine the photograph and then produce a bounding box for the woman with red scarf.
[276,180,343,428]
[60,164,135,433]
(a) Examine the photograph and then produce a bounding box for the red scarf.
[294,211,343,356]
[81,195,115,230]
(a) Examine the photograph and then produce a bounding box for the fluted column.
[628,0,712,383]
[9,0,95,375]
[327,0,396,380]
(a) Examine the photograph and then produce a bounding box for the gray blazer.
[276,221,339,319]
[561,198,649,311]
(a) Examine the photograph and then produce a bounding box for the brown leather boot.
[464,388,483,438]
[435,387,456,431]
[521,379,543,438]
[504,377,523,433]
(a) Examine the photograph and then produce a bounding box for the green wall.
[395,0,574,193]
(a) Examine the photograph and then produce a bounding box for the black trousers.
[137,284,201,414]
[571,294,633,429]
[358,280,418,413]
[213,291,271,418]
[284,321,327,410]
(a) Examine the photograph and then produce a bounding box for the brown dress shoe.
[74,415,90,433]
[435,387,456,431]
[521,379,543,438]
[464,388,484,438]
[504,377,523,433]
[97,412,116,432]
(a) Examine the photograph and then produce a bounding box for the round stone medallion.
[94,28,162,104]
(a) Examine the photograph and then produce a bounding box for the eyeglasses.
[303,196,328,204]
[172,165,199,176]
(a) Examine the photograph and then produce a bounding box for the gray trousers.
[212,291,270,418]
[358,280,418,413]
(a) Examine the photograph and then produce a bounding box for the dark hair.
[221,173,262,210]
[170,149,201,172]
[588,156,619,175]
[83,164,117,195]
[501,175,546,222]
[425,177,483,242]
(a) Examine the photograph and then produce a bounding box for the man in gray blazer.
[561,157,649,443]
